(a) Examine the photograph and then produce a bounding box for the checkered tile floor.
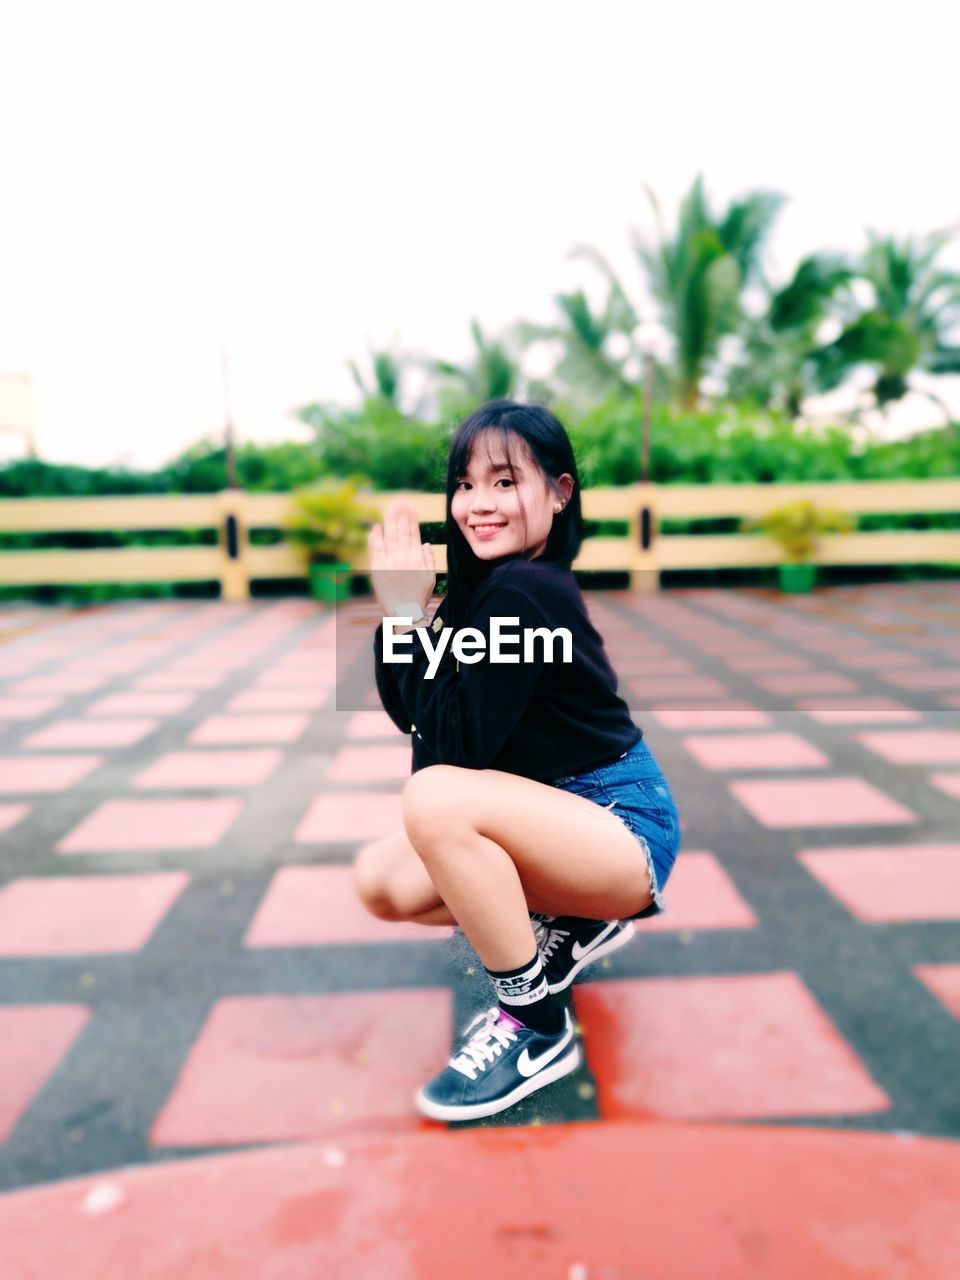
[0,584,958,1191]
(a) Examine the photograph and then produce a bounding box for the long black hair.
[442,400,584,631]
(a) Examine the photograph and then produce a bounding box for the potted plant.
[284,480,381,602]
[741,499,855,593]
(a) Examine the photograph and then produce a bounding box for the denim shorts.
[550,739,682,920]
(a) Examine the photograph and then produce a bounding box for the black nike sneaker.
[531,914,636,993]
[414,1005,580,1122]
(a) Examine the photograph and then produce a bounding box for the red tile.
[344,711,406,740]
[692,639,773,655]
[729,777,917,827]
[628,677,730,701]
[272,657,338,677]
[0,873,190,955]
[753,673,860,695]
[0,655,44,677]
[0,755,103,793]
[24,718,159,750]
[616,658,698,677]
[189,714,309,745]
[913,965,960,1020]
[10,673,107,694]
[832,650,924,670]
[86,692,195,717]
[639,852,759,933]
[883,668,960,690]
[172,653,251,671]
[941,695,960,710]
[855,730,960,765]
[682,732,829,770]
[7,1117,960,1280]
[650,704,771,731]
[134,669,228,691]
[797,697,923,724]
[575,972,890,1121]
[327,745,411,783]
[0,697,63,720]
[245,867,454,946]
[0,1006,91,1141]
[255,668,338,688]
[721,653,813,672]
[798,845,960,921]
[930,774,960,800]
[275,649,339,668]
[65,645,166,673]
[295,792,403,843]
[134,750,282,790]
[58,798,243,853]
[149,990,451,1146]
[226,687,330,713]
[0,803,29,834]
[793,634,869,651]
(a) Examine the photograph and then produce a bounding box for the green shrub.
[283,480,381,565]
[297,399,449,492]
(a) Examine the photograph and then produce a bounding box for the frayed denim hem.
[604,798,666,919]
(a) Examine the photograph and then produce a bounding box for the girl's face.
[451,432,573,562]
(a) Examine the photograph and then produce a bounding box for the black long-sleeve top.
[373,558,642,783]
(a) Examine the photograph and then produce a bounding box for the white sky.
[1,0,958,467]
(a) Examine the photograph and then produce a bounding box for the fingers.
[367,523,386,567]
[422,542,436,572]
[382,500,423,566]
[398,503,420,559]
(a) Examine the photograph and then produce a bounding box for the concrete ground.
[0,582,958,1276]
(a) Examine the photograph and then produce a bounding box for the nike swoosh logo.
[516,1021,574,1078]
[570,922,619,962]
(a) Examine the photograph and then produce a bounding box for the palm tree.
[430,319,521,415]
[348,348,404,408]
[725,253,854,416]
[634,176,786,409]
[814,228,960,411]
[512,290,636,407]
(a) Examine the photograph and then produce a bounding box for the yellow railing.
[0,480,958,599]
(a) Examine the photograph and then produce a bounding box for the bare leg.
[354,831,456,924]
[402,765,653,973]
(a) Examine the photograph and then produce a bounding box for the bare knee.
[353,840,404,921]
[402,765,471,849]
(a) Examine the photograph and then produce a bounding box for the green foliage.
[283,480,381,565]
[726,253,855,414]
[633,176,786,409]
[166,440,329,492]
[349,350,403,406]
[562,392,879,486]
[431,320,522,421]
[815,230,960,407]
[4,409,958,502]
[0,441,329,498]
[740,499,855,563]
[0,459,171,498]
[296,399,449,491]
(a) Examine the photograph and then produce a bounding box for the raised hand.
[368,499,437,617]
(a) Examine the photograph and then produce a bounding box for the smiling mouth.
[470,524,506,532]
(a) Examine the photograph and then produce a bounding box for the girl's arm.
[384,581,547,768]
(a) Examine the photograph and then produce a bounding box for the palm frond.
[769,253,853,332]
[716,190,787,285]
